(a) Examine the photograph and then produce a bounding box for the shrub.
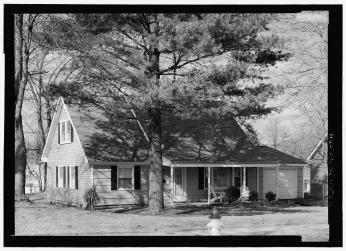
[63,190,73,207]
[83,185,100,210]
[249,191,258,201]
[226,186,240,202]
[265,191,276,201]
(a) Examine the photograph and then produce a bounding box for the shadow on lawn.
[102,203,310,216]
[173,204,310,216]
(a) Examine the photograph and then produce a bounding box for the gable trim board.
[41,97,63,162]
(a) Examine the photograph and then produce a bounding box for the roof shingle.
[66,103,306,165]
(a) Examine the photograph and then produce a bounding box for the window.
[59,121,73,144]
[202,167,230,189]
[56,166,78,189]
[118,166,134,190]
[58,166,64,188]
[70,166,78,189]
[66,121,71,142]
[111,165,141,190]
[213,167,229,188]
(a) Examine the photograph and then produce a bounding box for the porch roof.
[167,145,306,165]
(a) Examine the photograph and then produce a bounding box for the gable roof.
[307,133,328,162]
[41,97,63,162]
[42,97,306,165]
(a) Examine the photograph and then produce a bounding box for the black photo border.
[3,4,342,247]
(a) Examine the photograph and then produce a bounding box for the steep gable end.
[41,97,87,163]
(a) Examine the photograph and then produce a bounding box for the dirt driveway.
[15,198,328,241]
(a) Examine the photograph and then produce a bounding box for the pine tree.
[51,13,289,214]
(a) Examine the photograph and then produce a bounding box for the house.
[306,133,328,200]
[41,97,307,207]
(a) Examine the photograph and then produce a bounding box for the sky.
[252,11,328,150]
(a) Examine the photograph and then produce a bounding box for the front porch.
[169,165,262,204]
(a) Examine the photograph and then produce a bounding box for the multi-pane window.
[59,121,72,144]
[61,122,66,142]
[66,121,71,142]
[213,167,229,188]
[203,167,229,189]
[56,166,78,189]
[58,166,64,188]
[118,166,134,190]
[70,166,76,188]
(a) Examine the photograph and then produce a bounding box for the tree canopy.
[46,13,290,213]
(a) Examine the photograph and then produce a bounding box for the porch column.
[207,166,211,204]
[276,164,279,200]
[256,167,259,193]
[232,167,234,186]
[243,166,246,188]
[171,166,174,198]
[240,166,249,201]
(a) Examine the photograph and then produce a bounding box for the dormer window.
[59,120,73,144]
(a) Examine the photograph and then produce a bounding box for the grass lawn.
[15,193,329,241]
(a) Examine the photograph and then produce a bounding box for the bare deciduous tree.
[15,14,38,199]
[269,117,279,149]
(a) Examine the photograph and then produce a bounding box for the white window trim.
[58,166,64,188]
[117,165,135,191]
[70,166,78,190]
[57,165,77,189]
[59,120,72,144]
[69,166,75,189]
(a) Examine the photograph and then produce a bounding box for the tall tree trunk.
[15,116,26,199]
[14,14,26,199]
[37,52,47,192]
[147,18,164,214]
[148,107,163,214]
[42,97,52,191]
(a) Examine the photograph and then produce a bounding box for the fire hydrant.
[207,206,224,235]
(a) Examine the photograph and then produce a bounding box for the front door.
[174,167,186,201]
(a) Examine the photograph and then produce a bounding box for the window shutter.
[75,166,78,189]
[67,166,70,188]
[134,165,141,190]
[198,167,204,190]
[63,166,66,188]
[58,123,60,144]
[56,166,58,187]
[111,166,117,190]
[70,123,74,142]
